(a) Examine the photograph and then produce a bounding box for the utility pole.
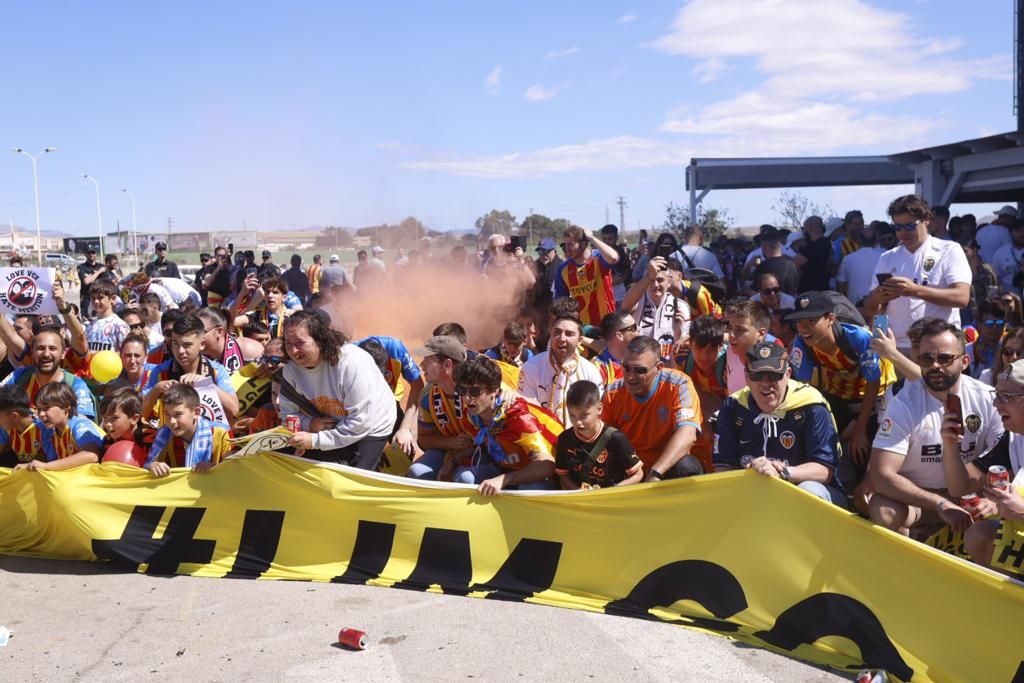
[616,196,627,231]
[528,207,533,245]
[166,217,175,240]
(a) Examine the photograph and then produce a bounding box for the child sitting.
[18,382,105,471]
[99,386,152,455]
[144,384,231,478]
[0,384,44,467]
[556,380,642,489]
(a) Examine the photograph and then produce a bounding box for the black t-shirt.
[77,261,103,299]
[145,259,180,279]
[555,425,642,489]
[798,237,832,292]
[973,431,1016,477]
[753,256,799,295]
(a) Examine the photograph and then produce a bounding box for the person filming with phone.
[865,195,971,356]
[869,319,1003,537]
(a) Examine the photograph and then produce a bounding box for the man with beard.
[0,328,97,419]
[712,342,845,506]
[601,336,704,480]
[517,315,603,427]
[552,225,620,327]
[870,319,1003,536]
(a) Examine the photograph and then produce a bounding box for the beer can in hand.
[285,415,301,433]
[960,493,980,508]
[988,465,1010,489]
[338,627,367,650]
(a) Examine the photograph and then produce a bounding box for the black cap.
[746,342,788,373]
[200,252,211,260]
[262,250,271,258]
[86,248,96,254]
[759,227,782,243]
[155,242,167,250]
[785,292,835,321]
[600,224,619,235]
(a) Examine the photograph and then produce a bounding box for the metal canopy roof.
[688,156,913,191]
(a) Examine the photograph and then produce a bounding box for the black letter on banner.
[1011,661,1024,683]
[92,506,215,574]
[754,593,913,682]
[469,538,563,602]
[392,528,471,596]
[331,521,397,584]
[604,560,746,633]
[225,510,286,579]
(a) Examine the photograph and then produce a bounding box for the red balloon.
[102,440,147,468]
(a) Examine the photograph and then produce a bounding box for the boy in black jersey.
[556,380,642,489]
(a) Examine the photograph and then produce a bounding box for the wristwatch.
[779,465,792,482]
[649,469,664,481]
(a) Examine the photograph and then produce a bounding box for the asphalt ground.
[0,555,850,682]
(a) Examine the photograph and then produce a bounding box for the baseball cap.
[995,205,1019,218]
[825,217,845,235]
[746,342,788,374]
[759,227,782,242]
[262,250,271,258]
[600,224,618,235]
[423,335,467,363]
[999,358,1024,387]
[785,292,835,321]
[371,245,384,254]
[86,247,96,255]
[320,265,350,288]
[535,238,557,253]
[329,254,340,263]
[155,242,167,251]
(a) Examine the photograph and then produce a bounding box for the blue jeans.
[408,449,446,480]
[798,481,848,508]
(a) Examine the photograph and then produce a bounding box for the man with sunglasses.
[966,298,1007,380]
[197,308,262,373]
[602,336,704,480]
[866,195,971,354]
[941,359,1024,576]
[870,319,1003,537]
[751,273,795,313]
[592,310,636,389]
[713,342,845,506]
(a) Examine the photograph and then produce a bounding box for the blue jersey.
[789,322,895,401]
[356,335,421,395]
[140,358,235,397]
[713,380,842,490]
[41,415,105,462]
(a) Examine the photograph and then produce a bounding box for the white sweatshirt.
[279,343,396,450]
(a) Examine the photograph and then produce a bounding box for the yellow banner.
[1,455,1022,682]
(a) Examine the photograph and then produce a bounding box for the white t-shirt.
[836,246,883,306]
[671,246,724,278]
[517,351,603,427]
[726,347,747,394]
[976,223,1011,265]
[990,242,1024,295]
[154,277,201,307]
[751,292,795,311]
[873,376,1003,490]
[86,315,130,353]
[871,236,971,348]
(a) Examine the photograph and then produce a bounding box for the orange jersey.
[308,263,322,294]
[601,368,706,472]
[553,252,615,326]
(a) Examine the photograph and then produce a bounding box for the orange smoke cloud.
[324,260,533,353]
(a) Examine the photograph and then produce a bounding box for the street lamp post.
[121,188,138,269]
[82,174,105,261]
[11,147,56,266]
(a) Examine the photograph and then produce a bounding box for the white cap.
[329,254,340,263]
[995,205,1019,218]
[825,216,845,234]
[371,245,384,254]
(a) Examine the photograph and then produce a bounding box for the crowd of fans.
[3,195,1024,580]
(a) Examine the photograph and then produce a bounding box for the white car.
[178,264,202,284]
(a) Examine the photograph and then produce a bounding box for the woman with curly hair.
[280,310,395,468]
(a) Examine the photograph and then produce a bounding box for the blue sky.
[0,0,1016,237]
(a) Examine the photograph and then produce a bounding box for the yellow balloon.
[90,350,123,384]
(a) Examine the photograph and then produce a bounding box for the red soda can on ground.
[285,415,301,433]
[989,465,1010,489]
[338,627,367,650]
[855,672,873,683]
[961,493,980,508]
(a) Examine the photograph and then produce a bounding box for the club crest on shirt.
[965,413,981,434]
[779,430,796,450]
[789,347,803,368]
[923,257,936,272]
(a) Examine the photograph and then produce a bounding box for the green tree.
[519,213,571,244]
[662,202,732,243]
[475,209,517,239]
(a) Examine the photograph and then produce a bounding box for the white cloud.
[651,0,1010,101]
[617,14,637,23]
[485,66,502,90]
[547,47,580,59]
[376,141,402,151]
[661,92,940,155]
[524,84,560,101]
[692,57,728,84]
[401,136,689,179]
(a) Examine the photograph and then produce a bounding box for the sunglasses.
[129,322,145,329]
[995,390,1024,403]
[619,323,638,333]
[747,370,785,382]
[760,287,781,295]
[261,355,283,365]
[455,385,488,398]
[892,221,919,232]
[1003,347,1024,358]
[918,352,960,367]
[983,319,1006,327]
[622,363,652,375]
